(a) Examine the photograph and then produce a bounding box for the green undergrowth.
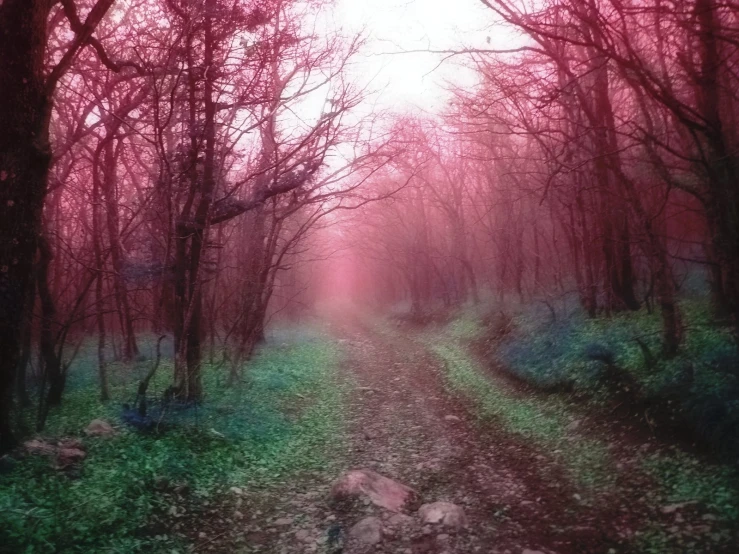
[493,300,736,392]
[641,451,739,519]
[421,307,739,551]
[0,327,347,553]
[488,300,739,457]
[637,449,739,552]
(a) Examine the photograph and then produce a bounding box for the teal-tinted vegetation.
[473,300,739,459]
[0,328,346,553]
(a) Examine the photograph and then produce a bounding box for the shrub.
[451,298,739,459]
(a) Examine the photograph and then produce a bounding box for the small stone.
[273,517,294,526]
[330,469,416,512]
[418,502,467,530]
[437,533,450,541]
[85,419,117,437]
[661,501,698,514]
[24,439,56,456]
[566,419,581,432]
[295,530,311,541]
[348,516,383,546]
[229,486,243,495]
[58,438,84,450]
[56,447,86,468]
[386,513,414,528]
[444,415,460,422]
[522,550,546,554]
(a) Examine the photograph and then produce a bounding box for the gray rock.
[386,513,415,528]
[566,419,581,432]
[24,439,56,456]
[418,502,467,530]
[85,419,116,437]
[56,447,86,468]
[348,516,383,546]
[331,469,416,512]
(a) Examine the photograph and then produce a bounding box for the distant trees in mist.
[350,0,738,355]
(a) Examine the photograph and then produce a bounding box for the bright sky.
[335,0,503,113]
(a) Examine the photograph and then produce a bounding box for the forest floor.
[3,313,738,553]
[186,313,738,554]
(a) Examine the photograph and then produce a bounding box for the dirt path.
[191,318,735,553]
[326,318,630,554]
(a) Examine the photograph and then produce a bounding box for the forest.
[0,0,738,553]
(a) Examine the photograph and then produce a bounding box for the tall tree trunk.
[694,0,739,336]
[173,23,203,397]
[0,0,115,451]
[176,0,217,401]
[36,235,64,411]
[92,172,110,401]
[16,281,35,409]
[590,61,639,312]
[532,208,542,292]
[101,137,138,360]
[0,1,54,452]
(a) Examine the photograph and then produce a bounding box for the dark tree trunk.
[101,137,138,360]
[16,282,35,408]
[0,0,116,451]
[591,64,639,312]
[173,1,217,401]
[92,171,110,401]
[694,0,739,336]
[0,1,54,452]
[36,235,64,411]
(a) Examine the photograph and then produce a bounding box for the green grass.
[429,340,613,489]
[637,449,739,553]
[641,451,739,519]
[0,328,347,553]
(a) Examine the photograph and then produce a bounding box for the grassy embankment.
[0,327,347,553]
[401,299,738,553]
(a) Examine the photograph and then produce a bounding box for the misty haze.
[1,0,738,553]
